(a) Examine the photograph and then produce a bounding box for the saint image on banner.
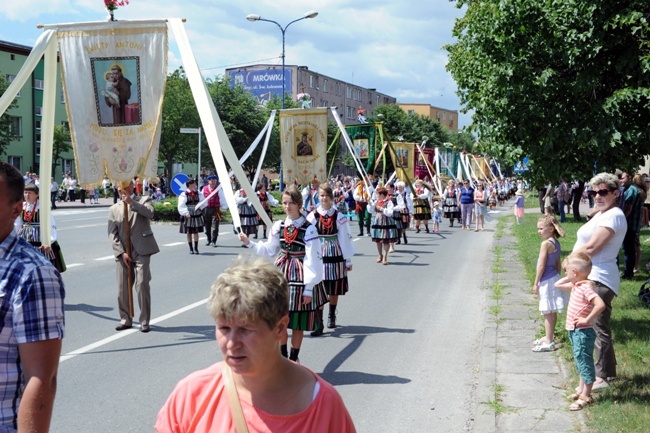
[91,57,142,127]
[353,138,369,159]
[296,131,314,156]
[395,149,409,168]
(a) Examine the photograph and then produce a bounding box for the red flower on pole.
[104,0,129,11]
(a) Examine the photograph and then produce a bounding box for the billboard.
[229,69,293,107]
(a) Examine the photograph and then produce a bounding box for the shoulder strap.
[222,363,249,433]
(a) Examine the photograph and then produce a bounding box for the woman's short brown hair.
[282,185,303,208]
[319,184,334,199]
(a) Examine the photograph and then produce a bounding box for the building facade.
[1,40,73,181]
[398,103,459,133]
[226,64,397,124]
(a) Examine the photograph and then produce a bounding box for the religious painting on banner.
[279,108,328,186]
[391,142,414,183]
[56,21,168,189]
[438,147,460,180]
[415,146,435,183]
[345,123,376,173]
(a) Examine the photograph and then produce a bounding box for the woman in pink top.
[155,257,356,433]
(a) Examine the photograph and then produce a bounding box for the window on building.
[9,116,22,136]
[6,75,20,97]
[323,79,328,93]
[60,89,66,104]
[8,156,21,171]
[310,75,317,89]
[408,109,415,115]
[337,83,341,96]
[35,120,41,130]
[377,95,380,105]
[62,159,73,175]
[36,146,41,156]
[346,106,355,120]
[34,79,44,90]
[442,112,446,120]
[61,121,70,131]
[36,133,41,143]
[346,86,352,98]
[35,106,42,116]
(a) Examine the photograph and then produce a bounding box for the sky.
[0,0,470,128]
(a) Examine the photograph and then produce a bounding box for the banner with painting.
[57,21,168,188]
[344,123,377,173]
[391,142,415,183]
[279,108,328,185]
[415,146,436,182]
[437,147,460,180]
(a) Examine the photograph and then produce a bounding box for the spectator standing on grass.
[620,171,643,279]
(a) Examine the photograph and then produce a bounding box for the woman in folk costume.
[306,184,354,336]
[256,182,279,239]
[394,180,414,244]
[412,179,432,233]
[368,186,399,265]
[386,182,407,252]
[333,180,349,215]
[14,183,66,272]
[178,178,204,255]
[235,183,260,238]
[442,179,461,227]
[239,185,325,362]
[353,177,373,236]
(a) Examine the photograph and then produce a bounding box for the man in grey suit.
[108,182,160,332]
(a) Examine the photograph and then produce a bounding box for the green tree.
[445,0,650,184]
[367,104,452,147]
[159,68,200,180]
[52,125,72,174]
[0,74,20,156]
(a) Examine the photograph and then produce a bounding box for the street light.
[180,127,202,182]
[247,11,318,191]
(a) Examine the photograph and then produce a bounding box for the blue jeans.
[558,200,566,222]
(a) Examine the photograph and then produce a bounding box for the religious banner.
[279,107,328,185]
[345,123,377,173]
[414,146,435,182]
[437,147,460,180]
[57,21,168,188]
[391,141,414,183]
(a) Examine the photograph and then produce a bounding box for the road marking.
[59,298,208,363]
[58,223,106,231]
[59,216,107,222]
[94,255,115,261]
[66,263,84,268]
[163,242,186,247]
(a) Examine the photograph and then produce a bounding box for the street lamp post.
[180,127,202,182]
[247,11,318,191]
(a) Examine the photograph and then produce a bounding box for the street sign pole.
[180,127,202,182]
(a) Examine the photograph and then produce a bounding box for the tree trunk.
[572,181,584,222]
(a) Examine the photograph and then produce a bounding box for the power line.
[200,56,281,72]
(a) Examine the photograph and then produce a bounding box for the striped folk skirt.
[275,252,328,331]
[413,198,431,220]
[179,205,204,234]
[238,203,259,235]
[371,213,399,244]
[320,235,349,296]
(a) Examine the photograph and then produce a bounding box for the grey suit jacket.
[108,195,160,258]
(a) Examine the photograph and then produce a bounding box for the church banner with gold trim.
[415,146,435,182]
[391,142,415,183]
[279,108,328,185]
[57,21,168,188]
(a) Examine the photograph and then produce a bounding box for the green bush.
[153,196,285,222]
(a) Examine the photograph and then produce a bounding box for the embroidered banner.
[57,21,168,188]
[414,146,435,182]
[344,123,377,173]
[437,147,460,180]
[391,141,414,183]
[279,108,328,186]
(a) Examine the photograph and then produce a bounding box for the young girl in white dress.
[532,215,568,352]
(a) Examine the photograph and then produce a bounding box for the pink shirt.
[565,280,598,331]
[155,362,356,433]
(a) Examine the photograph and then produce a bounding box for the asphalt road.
[49,206,500,432]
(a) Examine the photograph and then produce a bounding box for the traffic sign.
[171,173,189,196]
[513,160,529,173]
[180,128,200,134]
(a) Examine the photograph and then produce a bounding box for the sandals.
[569,395,593,411]
[532,342,555,352]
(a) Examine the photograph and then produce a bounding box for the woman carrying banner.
[238,186,325,362]
[394,181,414,244]
[235,186,260,239]
[412,179,432,233]
[14,184,66,272]
[178,178,204,255]
[368,187,399,265]
[307,184,354,335]
[256,182,279,239]
[386,182,407,252]
[442,179,460,227]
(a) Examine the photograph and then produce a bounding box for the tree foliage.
[445,0,650,184]
[0,74,20,157]
[52,125,71,173]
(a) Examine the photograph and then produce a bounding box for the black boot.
[396,237,401,244]
[263,229,267,239]
[310,309,324,337]
[188,242,194,254]
[425,225,430,233]
[205,235,212,246]
[403,233,408,244]
[194,241,199,255]
[289,347,300,362]
[327,304,337,328]
[366,224,371,236]
[358,223,364,236]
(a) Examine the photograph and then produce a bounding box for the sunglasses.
[589,189,613,197]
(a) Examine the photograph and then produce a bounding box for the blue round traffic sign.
[171,173,189,196]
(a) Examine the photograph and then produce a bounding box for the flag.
[279,108,328,185]
[57,21,168,188]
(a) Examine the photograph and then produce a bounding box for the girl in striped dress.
[386,182,406,252]
[368,186,399,265]
[412,179,432,233]
[307,184,354,335]
[235,187,260,238]
[239,185,325,362]
[395,181,414,244]
[178,178,204,255]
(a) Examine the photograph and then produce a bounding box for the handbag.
[222,363,249,433]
